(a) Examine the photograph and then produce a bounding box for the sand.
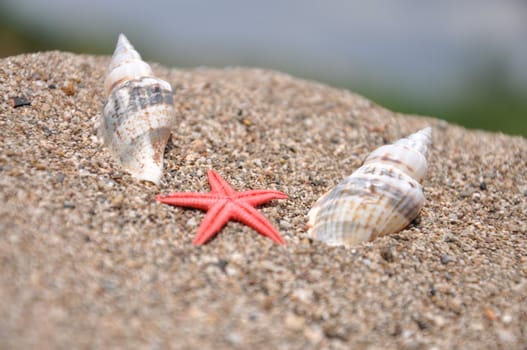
[0,51,526,349]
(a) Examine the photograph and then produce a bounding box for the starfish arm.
[238,189,288,206]
[207,170,236,196]
[233,202,286,244]
[192,201,231,245]
[155,193,218,210]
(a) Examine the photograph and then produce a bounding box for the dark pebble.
[309,178,326,187]
[414,316,430,330]
[322,322,352,341]
[41,125,53,136]
[63,201,76,209]
[460,189,474,198]
[214,259,229,273]
[440,253,455,265]
[55,173,66,183]
[429,285,437,296]
[443,234,456,243]
[380,245,395,262]
[101,279,117,292]
[8,96,31,108]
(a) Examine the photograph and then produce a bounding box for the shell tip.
[114,33,135,54]
[404,126,432,158]
[421,126,432,138]
[419,126,432,154]
[105,32,153,96]
[117,33,131,48]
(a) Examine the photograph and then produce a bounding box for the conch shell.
[99,34,175,184]
[307,127,432,246]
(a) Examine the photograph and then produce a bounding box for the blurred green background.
[1,1,526,137]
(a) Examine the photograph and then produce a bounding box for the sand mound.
[1,52,526,349]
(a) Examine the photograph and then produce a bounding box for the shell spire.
[307,127,432,247]
[99,34,175,185]
[363,126,431,183]
[104,34,152,96]
[397,126,431,158]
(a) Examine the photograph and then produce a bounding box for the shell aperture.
[307,127,432,247]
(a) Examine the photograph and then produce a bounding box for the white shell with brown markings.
[307,127,432,247]
[99,34,175,184]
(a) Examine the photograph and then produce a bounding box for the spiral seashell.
[307,127,432,247]
[99,34,175,184]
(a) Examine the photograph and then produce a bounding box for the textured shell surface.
[99,34,175,185]
[307,127,432,247]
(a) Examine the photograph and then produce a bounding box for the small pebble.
[41,125,53,136]
[291,288,314,303]
[496,328,517,343]
[440,253,455,265]
[285,313,306,330]
[186,217,198,228]
[485,308,497,321]
[63,201,75,209]
[380,245,395,262]
[224,332,242,345]
[8,96,31,108]
[61,81,76,96]
[501,313,513,324]
[55,173,65,183]
[448,298,464,313]
[214,259,229,272]
[303,326,324,344]
[279,219,292,229]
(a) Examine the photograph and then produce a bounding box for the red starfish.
[155,170,288,245]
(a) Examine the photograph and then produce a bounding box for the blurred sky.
[1,0,527,136]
